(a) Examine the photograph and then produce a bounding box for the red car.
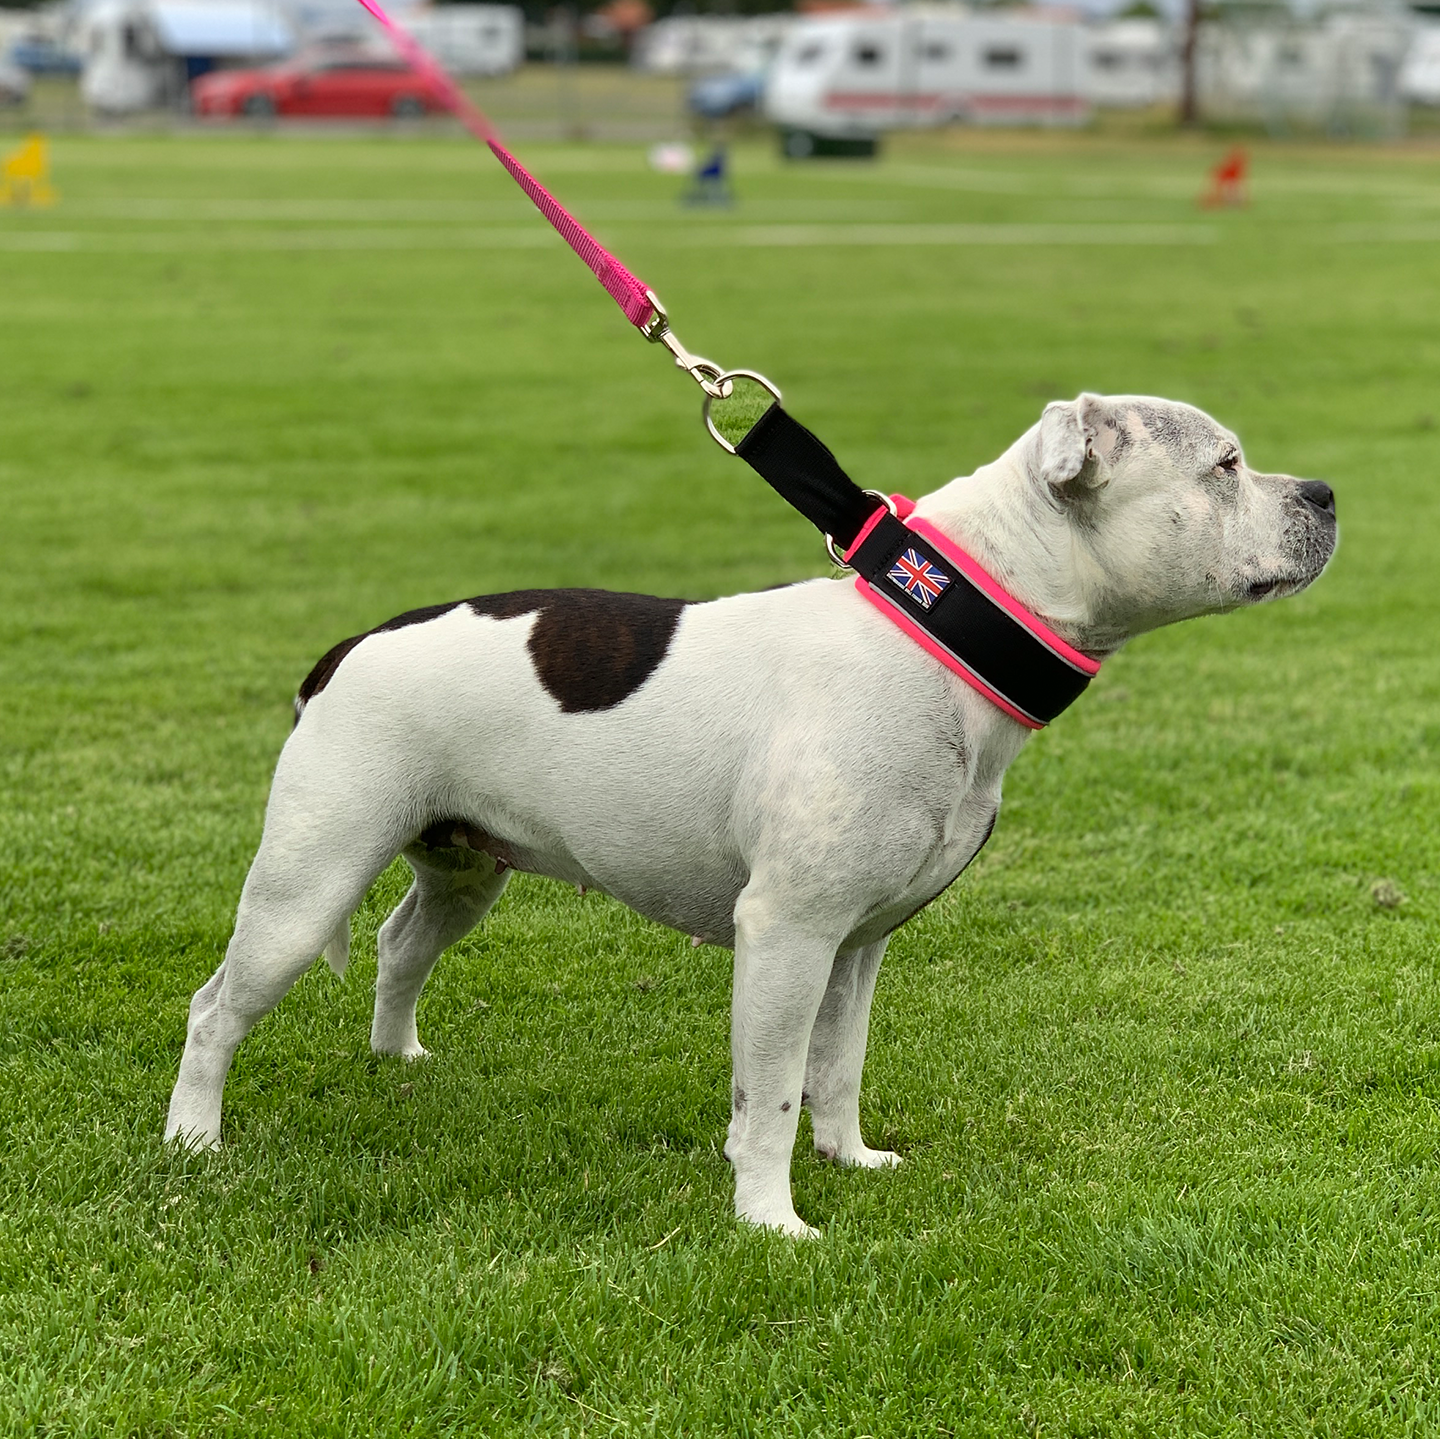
[193,50,450,119]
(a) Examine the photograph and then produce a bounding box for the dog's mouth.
[1244,548,1335,604]
[1243,554,1331,604]
[1245,577,1288,602]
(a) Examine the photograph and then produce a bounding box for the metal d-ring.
[825,490,898,570]
[702,368,783,455]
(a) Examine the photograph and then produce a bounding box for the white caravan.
[1197,12,1412,133]
[398,5,522,77]
[633,15,796,78]
[764,8,1087,141]
[80,0,292,114]
[1084,19,1178,109]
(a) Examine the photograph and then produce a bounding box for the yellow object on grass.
[0,135,58,208]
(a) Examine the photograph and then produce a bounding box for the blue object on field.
[683,145,733,208]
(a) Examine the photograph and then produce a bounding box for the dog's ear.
[1033,394,1112,495]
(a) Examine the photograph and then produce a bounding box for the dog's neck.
[911,427,1127,659]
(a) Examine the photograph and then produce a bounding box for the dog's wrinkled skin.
[166,395,1337,1236]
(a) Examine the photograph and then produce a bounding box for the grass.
[3,126,1440,1434]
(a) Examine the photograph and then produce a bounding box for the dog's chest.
[841,791,1001,950]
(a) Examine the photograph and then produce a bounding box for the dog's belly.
[468,796,997,953]
[499,835,748,945]
[415,809,750,944]
[588,864,747,945]
[432,820,751,945]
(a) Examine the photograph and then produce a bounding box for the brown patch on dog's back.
[467,591,551,623]
[521,590,687,713]
[295,588,687,721]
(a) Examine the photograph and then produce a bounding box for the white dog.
[166,394,1337,1236]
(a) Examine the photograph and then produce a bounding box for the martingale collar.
[734,402,1099,729]
[843,501,1099,729]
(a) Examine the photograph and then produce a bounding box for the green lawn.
[3,128,1440,1435]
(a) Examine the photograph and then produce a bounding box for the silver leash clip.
[642,290,783,458]
[642,290,731,401]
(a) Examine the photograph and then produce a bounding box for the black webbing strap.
[734,402,879,553]
[733,403,1094,726]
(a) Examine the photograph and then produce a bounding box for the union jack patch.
[887,548,951,610]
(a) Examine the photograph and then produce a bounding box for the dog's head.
[1016,393,1336,644]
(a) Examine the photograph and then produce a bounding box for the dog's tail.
[323,916,351,977]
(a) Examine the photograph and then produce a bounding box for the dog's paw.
[817,1143,901,1169]
[739,1208,819,1239]
[851,1146,902,1170]
[164,1123,221,1154]
[373,1040,430,1061]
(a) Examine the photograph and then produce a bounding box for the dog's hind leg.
[803,937,899,1170]
[371,840,509,1059]
[165,754,411,1151]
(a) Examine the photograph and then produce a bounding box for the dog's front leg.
[803,938,900,1170]
[725,887,843,1237]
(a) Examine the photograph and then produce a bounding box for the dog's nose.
[1298,480,1335,516]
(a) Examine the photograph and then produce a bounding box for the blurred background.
[0,0,1437,139]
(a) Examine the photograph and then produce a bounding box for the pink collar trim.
[846,495,1100,729]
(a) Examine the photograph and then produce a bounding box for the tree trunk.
[1179,0,1200,126]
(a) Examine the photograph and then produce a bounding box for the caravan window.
[794,42,825,66]
[983,47,1023,69]
[853,41,884,66]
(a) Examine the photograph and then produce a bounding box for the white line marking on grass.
[58,196,913,223]
[691,222,1219,246]
[1328,223,1440,242]
[0,232,84,251]
[804,163,1440,203]
[63,198,532,220]
[0,222,1218,251]
[814,162,1035,194]
[28,218,1440,250]
[0,227,560,251]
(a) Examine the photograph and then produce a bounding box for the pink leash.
[351,0,656,329]
[344,3,1101,725]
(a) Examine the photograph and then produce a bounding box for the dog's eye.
[1212,452,1240,478]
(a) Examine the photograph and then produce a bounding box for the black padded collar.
[735,404,1098,727]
